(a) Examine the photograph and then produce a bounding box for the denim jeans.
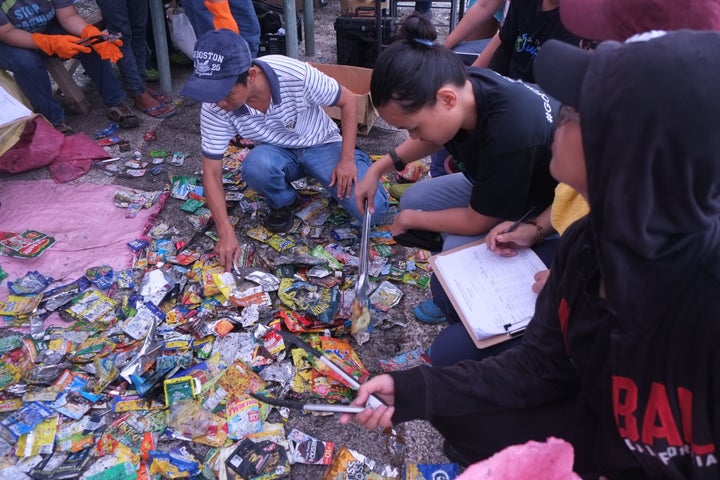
[95,0,149,96]
[400,172,483,251]
[241,142,390,224]
[0,20,126,125]
[183,0,261,57]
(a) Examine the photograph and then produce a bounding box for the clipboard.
[429,239,546,349]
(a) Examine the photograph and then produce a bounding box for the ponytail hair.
[370,13,467,113]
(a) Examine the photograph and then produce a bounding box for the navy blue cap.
[180,29,252,103]
[534,39,592,109]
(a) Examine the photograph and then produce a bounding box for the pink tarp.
[0,180,165,298]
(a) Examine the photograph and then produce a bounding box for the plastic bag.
[167,8,197,60]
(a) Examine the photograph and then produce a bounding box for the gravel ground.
[0,1,462,478]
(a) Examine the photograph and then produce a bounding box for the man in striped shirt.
[181,29,389,271]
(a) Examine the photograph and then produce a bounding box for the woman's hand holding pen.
[339,375,396,430]
[486,221,543,256]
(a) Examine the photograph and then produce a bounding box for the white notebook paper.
[430,240,546,348]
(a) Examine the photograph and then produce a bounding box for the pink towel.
[457,437,581,480]
[0,180,165,299]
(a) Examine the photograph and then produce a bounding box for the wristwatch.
[388,149,405,171]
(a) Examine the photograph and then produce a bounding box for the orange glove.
[81,24,123,63]
[204,0,240,33]
[31,33,91,59]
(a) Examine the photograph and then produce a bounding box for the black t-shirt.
[492,0,580,82]
[444,68,558,220]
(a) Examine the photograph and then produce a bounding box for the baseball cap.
[533,39,592,109]
[180,29,252,103]
[560,0,720,41]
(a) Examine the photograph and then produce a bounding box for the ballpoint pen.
[501,207,535,234]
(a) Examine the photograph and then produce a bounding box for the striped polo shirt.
[200,55,344,160]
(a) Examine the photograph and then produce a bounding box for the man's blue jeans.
[183,0,261,57]
[0,21,125,125]
[95,0,150,97]
[241,142,390,224]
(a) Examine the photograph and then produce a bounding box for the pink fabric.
[0,117,110,183]
[49,132,112,183]
[457,437,581,480]
[0,180,165,299]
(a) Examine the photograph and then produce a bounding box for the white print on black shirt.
[613,376,717,468]
[505,78,554,124]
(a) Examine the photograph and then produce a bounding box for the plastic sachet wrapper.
[244,269,281,292]
[0,230,55,258]
[369,280,404,312]
[138,268,178,306]
[278,278,340,324]
[295,198,332,226]
[287,428,334,465]
[8,271,53,295]
[322,447,376,480]
[226,438,291,479]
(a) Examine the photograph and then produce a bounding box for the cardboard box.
[340,0,387,15]
[312,63,378,135]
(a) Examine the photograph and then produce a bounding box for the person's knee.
[398,183,426,210]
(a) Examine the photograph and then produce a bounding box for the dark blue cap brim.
[534,39,592,109]
[180,75,237,103]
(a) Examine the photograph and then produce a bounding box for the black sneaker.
[266,206,293,233]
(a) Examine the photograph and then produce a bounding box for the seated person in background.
[0,0,138,134]
[95,0,176,118]
[487,0,578,82]
[431,0,576,177]
[180,29,389,271]
[183,0,261,57]
[344,30,720,478]
[443,0,505,64]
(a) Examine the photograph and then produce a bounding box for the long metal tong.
[350,201,372,342]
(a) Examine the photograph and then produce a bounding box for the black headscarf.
[580,31,720,328]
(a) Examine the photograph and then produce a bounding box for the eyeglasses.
[554,104,580,129]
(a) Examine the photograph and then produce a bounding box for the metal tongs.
[350,200,372,342]
[275,329,387,410]
[249,391,365,414]
[76,32,122,47]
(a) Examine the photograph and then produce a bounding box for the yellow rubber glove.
[204,0,240,33]
[31,33,91,59]
[81,24,124,63]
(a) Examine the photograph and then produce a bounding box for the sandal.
[413,299,447,324]
[134,101,176,119]
[146,87,172,104]
[106,102,139,129]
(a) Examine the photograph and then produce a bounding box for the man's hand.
[486,221,541,257]
[339,374,396,430]
[31,33,90,58]
[329,157,358,200]
[81,25,123,62]
[214,233,240,272]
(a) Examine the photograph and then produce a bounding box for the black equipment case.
[334,5,396,68]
